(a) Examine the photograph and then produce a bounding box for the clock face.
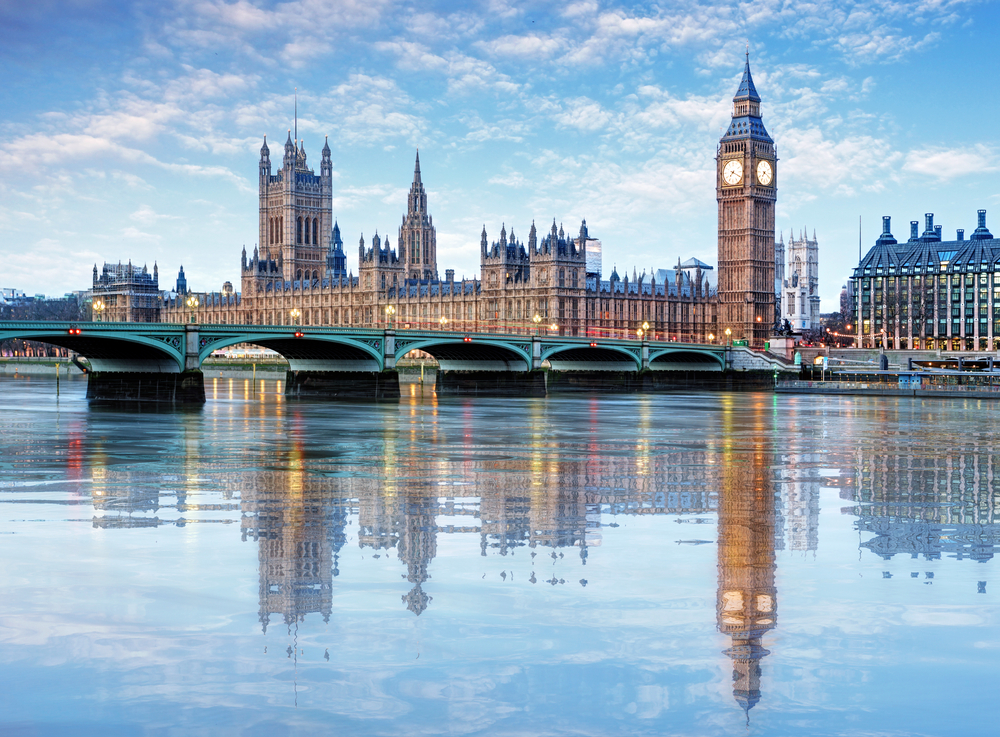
[756,159,773,186]
[723,159,743,185]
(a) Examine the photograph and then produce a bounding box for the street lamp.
[641,321,649,340]
[439,315,448,328]
[290,308,301,326]
[636,328,644,339]
[708,333,715,344]
[385,304,396,327]
[549,322,558,334]
[725,327,732,346]
[186,295,199,324]
[533,313,542,336]
[92,299,105,322]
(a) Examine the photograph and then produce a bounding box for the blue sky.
[2,0,998,310]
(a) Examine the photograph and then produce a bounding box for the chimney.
[445,269,454,283]
[910,221,919,240]
[924,213,934,236]
[934,225,942,240]
[957,229,965,241]
[882,216,891,235]
[979,209,988,229]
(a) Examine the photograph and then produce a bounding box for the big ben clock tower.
[717,53,776,348]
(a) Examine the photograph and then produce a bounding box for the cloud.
[780,127,903,196]
[130,205,179,226]
[325,74,426,145]
[477,33,565,60]
[903,145,998,180]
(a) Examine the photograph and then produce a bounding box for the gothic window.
[381,274,386,289]
[296,269,302,281]
[279,217,283,241]
[559,269,565,287]
[313,219,318,245]
[297,217,303,244]
[571,270,578,288]
[313,270,319,281]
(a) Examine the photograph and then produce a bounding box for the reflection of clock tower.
[717,396,778,715]
[717,53,777,348]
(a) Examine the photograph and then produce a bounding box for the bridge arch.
[197,330,385,371]
[395,336,531,372]
[648,348,725,372]
[541,343,642,372]
[0,324,185,372]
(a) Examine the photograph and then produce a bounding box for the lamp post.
[290,308,301,326]
[533,313,542,336]
[641,321,649,341]
[549,322,558,335]
[708,332,715,344]
[385,304,396,327]
[439,316,448,329]
[92,299,105,322]
[636,327,644,340]
[186,295,199,324]
[725,327,732,346]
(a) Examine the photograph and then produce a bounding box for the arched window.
[313,270,319,281]
[296,269,302,281]
[313,219,318,245]
[297,217,303,244]
[381,274,386,289]
[559,268,565,287]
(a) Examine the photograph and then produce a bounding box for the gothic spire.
[734,52,761,102]
[413,149,421,186]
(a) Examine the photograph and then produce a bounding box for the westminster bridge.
[0,321,786,402]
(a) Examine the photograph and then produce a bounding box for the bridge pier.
[435,370,546,397]
[285,370,401,400]
[86,370,206,404]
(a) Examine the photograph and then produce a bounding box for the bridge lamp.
[440,316,448,328]
[290,308,301,326]
[708,333,715,343]
[532,313,542,336]
[385,304,396,326]
[636,328,644,339]
[186,296,199,324]
[725,327,732,346]
[92,299,105,322]
[549,322,558,333]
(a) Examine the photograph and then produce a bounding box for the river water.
[0,374,997,736]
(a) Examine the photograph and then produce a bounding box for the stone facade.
[779,229,820,332]
[92,261,160,323]
[159,60,779,344]
[716,55,777,348]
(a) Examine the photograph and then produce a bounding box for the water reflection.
[717,397,777,715]
[5,378,1000,734]
[846,438,1000,563]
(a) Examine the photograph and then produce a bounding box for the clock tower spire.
[716,53,777,347]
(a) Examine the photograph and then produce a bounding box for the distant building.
[852,211,997,350]
[91,261,160,323]
[779,229,820,332]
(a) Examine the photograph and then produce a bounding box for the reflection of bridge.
[0,321,729,402]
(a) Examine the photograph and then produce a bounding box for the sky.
[1,0,999,311]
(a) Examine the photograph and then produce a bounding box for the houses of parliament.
[156,59,777,347]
